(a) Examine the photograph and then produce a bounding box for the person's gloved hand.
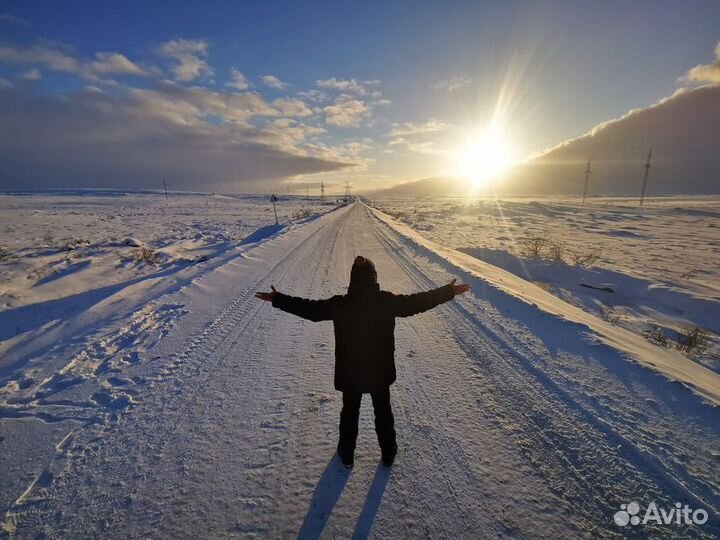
[449,278,470,296]
[255,285,279,302]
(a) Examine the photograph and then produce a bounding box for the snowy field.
[0,192,718,538]
[370,195,720,375]
[0,190,334,320]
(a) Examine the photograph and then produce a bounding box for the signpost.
[270,194,279,224]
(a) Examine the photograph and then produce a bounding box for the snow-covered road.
[3,203,718,539]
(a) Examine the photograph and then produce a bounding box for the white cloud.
[384,120,451,155]
[316,77,380,97]
[432,76,471,91]
[344,140,373,155]
[313,79,387,127]
[157,38,212,82]
[297,89,328,102]
[0,42,79,72]
[227,68,249,90]
[261,75,287,89]
[686,41,720,83]
[389,119,452,136]
[0,42,150,80]
[90,52,148,76]
[128,88,205,126]
[272,98,313,117]
[257,118,326,152]
[323,97,369,127]
[18,68,41,81]
[130,82,279,127]
[301,141,372,169]
[387,137,447,156]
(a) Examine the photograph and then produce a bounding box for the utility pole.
[582,157,592,204]
[320,181,325,202]
[163,177,168,201]
[270,194,279,224]
[640,149,652,206]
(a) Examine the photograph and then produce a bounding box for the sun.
[457,128,515,187]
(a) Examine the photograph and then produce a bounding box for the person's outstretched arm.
[391,279,469,318]
[255,286,339,322]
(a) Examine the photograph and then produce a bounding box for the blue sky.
[0,0,719,192]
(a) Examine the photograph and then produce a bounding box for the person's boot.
[381,443,397,467]
[337,443,354,469]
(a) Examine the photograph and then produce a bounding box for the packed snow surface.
[0,192,718,539]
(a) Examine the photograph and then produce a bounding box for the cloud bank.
[505,84,720,194]
[0,86,352,192]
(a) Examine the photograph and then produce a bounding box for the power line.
[582,157,592,204]
[640,149,652,206]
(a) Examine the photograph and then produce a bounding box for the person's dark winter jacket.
[271,257,455,392]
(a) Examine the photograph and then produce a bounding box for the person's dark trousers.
[338,387,396,462]
[370,387,396,455]
[338,392,362,462]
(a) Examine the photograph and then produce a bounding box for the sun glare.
[457,128,515,187]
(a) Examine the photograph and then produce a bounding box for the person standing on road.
[255,256,470,468]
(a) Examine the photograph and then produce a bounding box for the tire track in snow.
[105,206,349,538]
[363,205,575,537]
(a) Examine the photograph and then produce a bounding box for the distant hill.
[373,176,469,197]
[376,84,720,197]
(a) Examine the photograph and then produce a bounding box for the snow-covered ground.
[0,190,333,321]
[370,196,720,375]
[1,194,718,538]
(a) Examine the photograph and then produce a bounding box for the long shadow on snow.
[296,456,391,540]
[0,262,190,342]
[351,463,391,540]
[297,455,351,540]
[458,247,720,333]
[0,243,246,380]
